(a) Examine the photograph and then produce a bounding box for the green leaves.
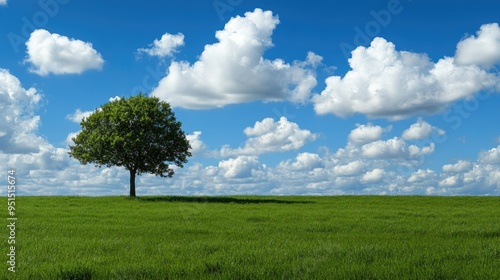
[68,93,192,195]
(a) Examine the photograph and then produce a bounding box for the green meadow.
[3,196,500,279]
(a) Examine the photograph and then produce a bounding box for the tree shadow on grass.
[133,196,313,204]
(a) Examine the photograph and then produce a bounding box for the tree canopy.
[68,94,191,197]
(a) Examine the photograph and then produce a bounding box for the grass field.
[3,196,500,279]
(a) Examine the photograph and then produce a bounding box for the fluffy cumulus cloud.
[439,175,460,187]
[361,138,406,158]
[478,146,500,164]
[65,131,79,147]
[278,152,323,171]
[25,29,104,76]
[108,96,122,102]
[218,156,262,178]
[137,32,185,58]
[402,118,445,140]
[348,123,385,144]
[407,169,437,184]
[0,69,43,153]
[219,117,318,157]
[312,33,500,120]
[0,0,7,6]
[291,119,445,194]
[333,160,365,176]
[270,120,441,194]
[66,108,93,124]
[152,8,319,109]
[0,70,70,188]
[442,160,472,173]
[186,131,206,155]
[361,138,434,160]
[419,144,500,195]
[360,168,385,184]
[455,23,500,69]
[461,163,500,194]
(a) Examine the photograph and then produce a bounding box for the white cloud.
[433,145,500,194]
[66,108,93,124]
[455,23,500,69]
[8,145,69,172]
[0,69,43,153]
[439,175,459,187]
[138,32,185,58]
[65,132,78,147]
[0,0,7,6]
[278,152,323,171]
[360,168,384,184]
[409,143,435,157]
[360,132,436,161]
[333,160,365,176]
[348,123,384,144]
[15,164,130,196]
[471,165,500,191]
[152,8,318,109]
[328,121,439,191]
[361,138,403,159]
[407,169,437,183]
[186,131,206,155]
[219,117,318,157]
[302,51,324,68]
[402,118,443,140]
[218,156,262,178]
[109,96,122,102]
[0,69,71,187]
[442,160,472,173]
[478,145,500,164]
[312,36,499,120]
[25,29,104,76]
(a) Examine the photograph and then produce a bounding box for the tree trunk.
[129,169,136,197]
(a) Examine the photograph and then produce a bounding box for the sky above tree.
[1,0,500,196]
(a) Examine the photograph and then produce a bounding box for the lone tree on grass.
[69,94,191,197]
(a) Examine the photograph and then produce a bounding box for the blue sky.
[1,0,500,196]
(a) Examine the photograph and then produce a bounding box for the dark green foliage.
[68,94,191,196]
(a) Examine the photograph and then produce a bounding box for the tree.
[69,94,191,197]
